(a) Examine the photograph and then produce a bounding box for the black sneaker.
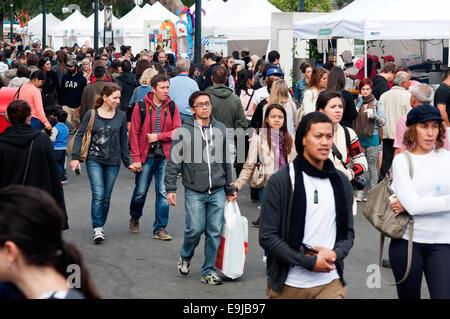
[129,217,139,233]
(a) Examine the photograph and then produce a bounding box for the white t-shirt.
[285,164,340,288]
[392,149,450,244]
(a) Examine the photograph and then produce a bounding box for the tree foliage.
[335,0,353,9]
[268,0,332,12]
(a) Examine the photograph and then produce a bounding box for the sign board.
[104,6,112,31]
[318,28,332,39]
[204,37,228,56]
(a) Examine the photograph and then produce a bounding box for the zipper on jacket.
[199,123,213,194]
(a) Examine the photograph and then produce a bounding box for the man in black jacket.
[372,62,396,100]
[200,52,219,91]
[114,59,138,121]
[260,112,354,299]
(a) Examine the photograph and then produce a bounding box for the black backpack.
[138,100,176,129]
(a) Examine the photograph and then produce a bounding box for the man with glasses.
[164,91,237,285]
[99,54,110,69]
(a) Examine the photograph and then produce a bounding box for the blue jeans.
[86,160,120,229]
[54,150,67,181]
[129,156,169,235]
[30,117,41,130]
[180,188,226,276]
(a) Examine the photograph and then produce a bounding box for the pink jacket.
[130,92,181,164]
[17,83,50,127]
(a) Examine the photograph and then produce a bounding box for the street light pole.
[9,0,13,43]
[298,0,304,12]
[94,0,99,52]
[194,0,201,67]
[42,0,47,48]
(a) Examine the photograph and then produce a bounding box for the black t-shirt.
[372,75,390,100]
[434,82,450,117]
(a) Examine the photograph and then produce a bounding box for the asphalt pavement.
[62,164,429,299]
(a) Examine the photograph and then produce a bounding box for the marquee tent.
[27,13,61,40]
[293,0,450,40]
[202,0,280,40]
[49,10,88,49]
[190,0,224,15]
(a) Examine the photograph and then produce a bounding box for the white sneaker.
[355,191,365,202]
[93,227,105,242]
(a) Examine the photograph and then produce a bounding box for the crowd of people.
[0,39,450,300]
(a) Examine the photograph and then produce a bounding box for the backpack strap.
[138,100,147,130]
[168,101,175,119]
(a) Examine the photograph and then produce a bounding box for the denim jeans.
[129,156,169,235]
[180,188,226,276]
[86,160,120,229]
[54,150,67,181]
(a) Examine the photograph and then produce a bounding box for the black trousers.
[389,238,450,299]
[379,138,394,182]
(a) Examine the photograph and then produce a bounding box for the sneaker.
[93,227,105,242]
[177,257,191,276]
[355,191,365,202]
[153,229,172,241]
[251,216,260,227]
[201,272,222,285]
[129,217,139,233]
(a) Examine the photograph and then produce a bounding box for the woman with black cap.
[389,105,450,299]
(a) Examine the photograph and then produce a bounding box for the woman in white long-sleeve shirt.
[390,105,450,299]
[301,67,328,116]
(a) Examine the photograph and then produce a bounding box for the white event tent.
[50,10,88,49]
[293,0,450,69]
[190,0,224,16]
[202,0,280,40]
[27,13,61,42]
[72,9,120,47]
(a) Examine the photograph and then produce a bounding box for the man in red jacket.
[128,74,181,240]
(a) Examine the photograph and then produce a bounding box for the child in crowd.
[50,109,69,184]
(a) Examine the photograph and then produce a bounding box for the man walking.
[379,71,411,180]
[60,60,87,131]
[164,91,237,285]
[128,74,181,240]
[114,59,138,116]
[434,68,450,127]
[79,66,107,120]
[169,58,199,123]
[372,62,396,100]
[200,52,220,90]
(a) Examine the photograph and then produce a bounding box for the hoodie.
[205,84,248,130]
[164,115,235,196]
[8,77,30,88]
[0,124,68,229]
[114,71,138,112]
[2,68,17,86]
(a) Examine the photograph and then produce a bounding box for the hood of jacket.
[4,68,17,79]
[206,84,234,99]
[143,92,172,108]
[0,123,41,148]
[116,71,136,86]
[8,77,30,88]
[182,114,218,131]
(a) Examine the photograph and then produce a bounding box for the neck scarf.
[288,154,349,250]
[354,93,375,137]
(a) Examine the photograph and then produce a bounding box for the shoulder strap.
[168,101,175,119]
[23,139,34,184]
[13,85,23,100]
[289,101,297,128]
[245,90,255,111]
[132,87,139,106]
[343,125,351,150]
[139,100,147,129]
[86,109,96,131]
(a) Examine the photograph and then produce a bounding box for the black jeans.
[389,238,450,299]
[379,138,394,182]
[54,150,67,182]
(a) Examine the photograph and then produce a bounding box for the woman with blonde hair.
[268,79,298,138]
[81,58,92,84]
[70,83,133,242]
[302,66,328,115]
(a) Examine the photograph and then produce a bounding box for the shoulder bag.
[67,109,96,162]
[362,151,414,285]
[249,135,265,189]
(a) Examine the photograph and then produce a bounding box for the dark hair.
[86,48,95,56]
[150,73,170,89]
[212,65,228,84]
[108,59,121,75]
[263,104,293,159]
[204,52,217,62]
[99,53,109,60]
[56,109,68,123]
[358,78,373,92]
[135,59,151,80]
[30,70,46,81]
[232,51,240,60]
[38,57,51,69]
[6,100,31,124]
[230,63,240,79]
[94,65,106,79]
[235,69,253,96]
[381,62,397,74]
[327,66,346,91]
[268,50,280,63]
[300,62,311,74]
[189,91,211,108]
[308,66,328,90]
[151,61,166,76]
[167,53,175,65]
[188,62,198,79]
[316,89,345,114]
[94,83,121,108]
[295,112,333,155]
[323,61,335,71]
[444,68,450,80]
[120,59,132,73]
[0,185,101,299]
[396,66,410,74]
[27,54,39,67]
[16,64,31,78]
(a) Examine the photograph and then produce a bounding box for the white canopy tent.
[26,13,61,42]
[202,0,280,40]
[50,10,88,49]
[190,0,224,16]
[293,0,450,71]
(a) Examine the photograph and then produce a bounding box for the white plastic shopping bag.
[215,201,248,279]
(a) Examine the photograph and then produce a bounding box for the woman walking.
[70,83,133,242]
[39,57,60,117]
[268,79,298,139]
[294,62,312,105]
[302,67,328,115]
[354,78,385,201]
[235,69,255,124]
[390,105,450,299]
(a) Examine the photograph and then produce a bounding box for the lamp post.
[298,0,304,12]
[93,0,99,52]
[194,0,201,67]
[9,0,13,43]
[42,0,47,49]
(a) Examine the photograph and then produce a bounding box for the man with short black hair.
[114,59,139,116]
[267,50,280,67]
[80,66,107,120]
[372,62,397,100]
[200,52,219,90]
[158,51,173,73]
[128,74,181,239]
[434,68,450,127]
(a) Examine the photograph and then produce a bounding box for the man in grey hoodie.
[164,91,237,286]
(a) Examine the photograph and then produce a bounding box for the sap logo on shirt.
[65,81,78,89]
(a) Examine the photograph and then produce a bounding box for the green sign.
[318,28,332,37]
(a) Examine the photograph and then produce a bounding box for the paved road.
[62,164,429,299]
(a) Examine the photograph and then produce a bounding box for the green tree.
[335,0,353,9]
[268,0,332,12]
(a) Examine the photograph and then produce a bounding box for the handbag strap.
[23,139,34,185]
[378,150,414,286]
[245,90,255,111]
[86,109,96,132]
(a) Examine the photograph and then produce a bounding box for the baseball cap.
[340,50,353,64]
[382,55,395,62]
[406,105,443,127]
[67,60,78,67]
[266,68,282,77]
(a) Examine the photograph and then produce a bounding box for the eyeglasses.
[101,58,108,61]
[193,101,211,108]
